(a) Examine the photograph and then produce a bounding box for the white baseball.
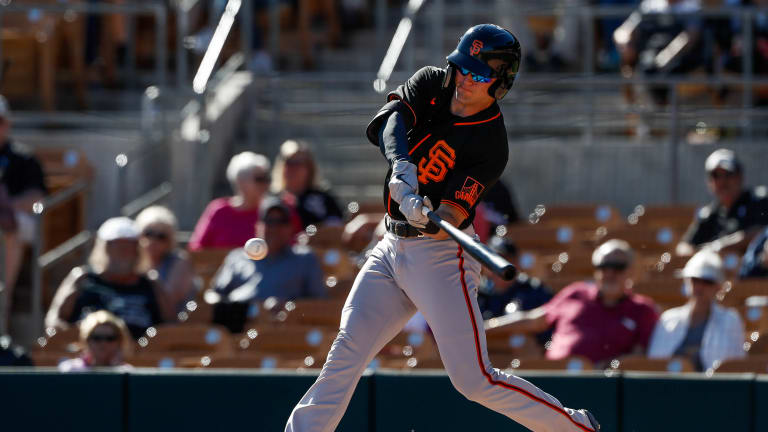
[244,237,268,260]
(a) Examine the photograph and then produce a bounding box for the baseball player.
[285,24,600,432]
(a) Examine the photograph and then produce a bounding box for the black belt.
[384,215,423,238]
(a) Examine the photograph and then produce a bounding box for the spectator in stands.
[136,205,197,315]
[208,196,326,332]
[739,226,768,278]
[189,152,272,251]
[58,310,133,371]
[614,0,706,105]
[478,236,553,320]
[0,335,32,366]
[720,0,768,103]
[271,139,343,228]
[45,217,171,339]
[474,180,521,243]
[676,149,768,257]
[647,250,746,371]
[478,236,553,346]
[0,95,48,330]
[485,239,659,366]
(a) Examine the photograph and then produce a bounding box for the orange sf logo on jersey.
[418,140,456,184]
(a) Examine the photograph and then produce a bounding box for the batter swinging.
[285,24,600,432]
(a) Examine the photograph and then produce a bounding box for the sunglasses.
[597,262,629,271]
[263,217,291,226]
[458,67,494,83]
[709,171,737,180]
[88,334,119,343]
[142,230,169,241]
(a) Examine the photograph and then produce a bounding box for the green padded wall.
[126,370,370,432]
[373,371,619,431]
[622,373,754,432]
[0,370,124,432]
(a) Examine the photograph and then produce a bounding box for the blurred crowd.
[0,111,765,374]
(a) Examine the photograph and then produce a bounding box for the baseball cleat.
[579,409,601,431]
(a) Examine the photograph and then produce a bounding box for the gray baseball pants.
[285,231,596,432]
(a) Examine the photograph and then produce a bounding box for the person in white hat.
[45,217,172,338]
[647,249,746,371]
[676,148,768,257]
[0,95,48,331]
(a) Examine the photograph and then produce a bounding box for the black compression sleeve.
[378,111,410,163]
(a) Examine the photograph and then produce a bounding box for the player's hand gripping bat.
[421,206,517,280]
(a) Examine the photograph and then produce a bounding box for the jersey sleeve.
[366,67,445,145]
[438,130,508,220]
[680,206,714,246]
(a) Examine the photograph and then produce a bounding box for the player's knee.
[448,373,489,403]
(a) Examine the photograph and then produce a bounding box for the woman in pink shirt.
[188,152,272,251]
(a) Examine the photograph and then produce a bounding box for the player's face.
[453,68,496,110]
[707,168,742,206]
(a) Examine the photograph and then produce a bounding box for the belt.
[384,215,423,238]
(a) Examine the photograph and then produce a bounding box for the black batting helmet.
[446,24,521,100]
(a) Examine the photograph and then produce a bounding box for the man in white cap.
[45,217,172,338]
[677,148,768,256]
[486,239,659,366]
[0,95,48,330]
[647,250,746,371]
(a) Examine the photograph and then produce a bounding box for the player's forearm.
[378,112,410,163]
[423,205,464,240]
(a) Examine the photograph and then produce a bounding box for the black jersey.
[681,186,768,246]
[366,66,509,229]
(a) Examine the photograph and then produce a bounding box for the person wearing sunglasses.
[676,148,768,257]
[207,196,325,333]
[270,139,344,229]
[487,239,659,368]
[46,217,172,339]
[59,310,133,371]
[647,250,745,371]
[288,24,601,432]
[136,205,197,315]
[189,151,283,251]
[0,95,48,332]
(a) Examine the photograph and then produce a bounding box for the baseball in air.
[244,237,268,260]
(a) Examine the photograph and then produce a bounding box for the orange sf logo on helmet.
[470,40,483,56]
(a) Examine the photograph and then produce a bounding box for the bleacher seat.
[28,350,75,367]
[236,325,334,357]
[631,278,687,309]
[630,205,697,229]
[282,298,345,328]
[137,323,233,357]
[495,355,594,373]
[177,353,322,369]
[33,326,80,353]
[533,204,623,229]
[504,225,582,253]
[485,332,543,358]
[593,225,680,254]
[715,355,768,374]
[377,330,440,361]
[610,355,695,373]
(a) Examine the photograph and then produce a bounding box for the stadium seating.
[282,298,345,328]
[496,355,594,373]
[532,204,623,229]
[236,325,335,358]
[609,355,695,373]
[715,355,768,373]
[137,323,234,357]
[188,248,231,290]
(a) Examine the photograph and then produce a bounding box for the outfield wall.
[0,369,765,432]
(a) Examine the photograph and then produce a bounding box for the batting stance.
[285,24,600,432]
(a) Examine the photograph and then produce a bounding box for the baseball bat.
[421,206,517,280]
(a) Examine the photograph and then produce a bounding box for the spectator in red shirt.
[486,239,659,366]
[188,152,272,251]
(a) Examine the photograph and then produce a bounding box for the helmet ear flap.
[443,64,455,89]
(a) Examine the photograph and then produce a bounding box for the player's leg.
[286,236,417,432]
[399,237,597,432]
